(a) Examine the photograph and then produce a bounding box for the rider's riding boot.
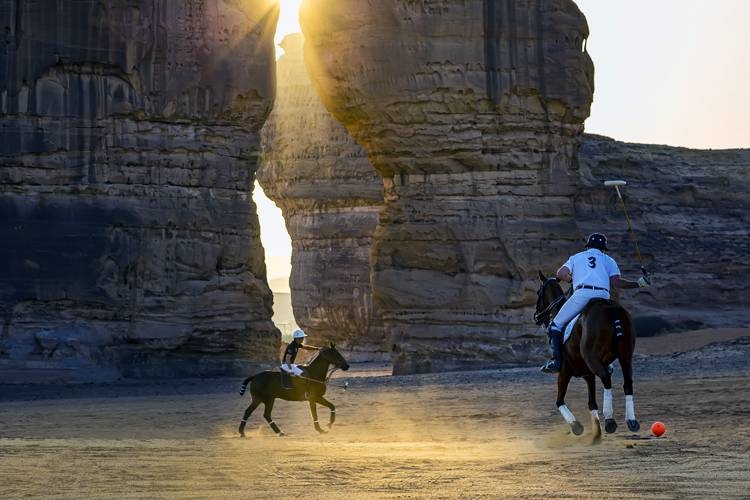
[541,327,563,374]
[281,371,293,389]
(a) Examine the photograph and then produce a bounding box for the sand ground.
[1,329,749,499]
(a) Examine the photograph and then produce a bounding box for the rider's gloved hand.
[637,275,651,287]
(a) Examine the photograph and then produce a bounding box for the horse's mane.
[300,345,334,368]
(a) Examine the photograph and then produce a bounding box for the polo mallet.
[604,180,649,277]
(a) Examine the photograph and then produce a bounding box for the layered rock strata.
[0,0,280,382]
[259,34,387,361]
[302,0,594,373]
[577,135,750,328]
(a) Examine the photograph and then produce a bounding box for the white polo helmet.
[292,329,307,339]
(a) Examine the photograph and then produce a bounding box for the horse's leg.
[238,397,261,437]
[584,374,602,443]
[556,367,583,435]
[583,351,617,434]
[262,398,284,436]
[308,400,327,434]
[315,396,336,429]
[619,355,640,432]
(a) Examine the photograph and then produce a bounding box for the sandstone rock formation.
[0,0,281,382]
[577,135,750,328]
[259,34,387,361]
[302,0,595,373]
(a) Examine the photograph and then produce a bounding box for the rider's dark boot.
[540,327,563,373]
[281,371,293,389]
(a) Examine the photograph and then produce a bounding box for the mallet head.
[604,179,627,199]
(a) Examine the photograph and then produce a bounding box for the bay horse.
[534,271,640,439]
[238,343,349,437]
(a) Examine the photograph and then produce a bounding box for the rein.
[534,279,571,326]
[534,294,565,326]
[293,367,339,386]
[291,348,342,386]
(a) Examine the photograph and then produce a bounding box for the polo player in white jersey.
[541,233,651,373]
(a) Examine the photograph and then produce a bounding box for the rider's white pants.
[550,289,610,331]
[281,363,303,376]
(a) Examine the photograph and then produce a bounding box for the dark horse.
[238,343,349,437]
[534,271,640,439]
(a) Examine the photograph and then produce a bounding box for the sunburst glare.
[275,0,303,55]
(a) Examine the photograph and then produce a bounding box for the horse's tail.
[607,302,631,343]
[239,375,254,396]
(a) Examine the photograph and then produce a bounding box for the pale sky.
[576,0,750,149]
[252,1,302,268]
[257,0,750,270]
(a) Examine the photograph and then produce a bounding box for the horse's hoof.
[571,421,584,436]
[239,433,245,438]
[627,419,640,432]
[316,428,328,434]
[605,419,618,434]
[277,432,285,437]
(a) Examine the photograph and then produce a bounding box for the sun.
[275,0,303,46]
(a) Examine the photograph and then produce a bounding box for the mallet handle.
[616,190,646,273]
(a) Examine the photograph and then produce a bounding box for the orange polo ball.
[651,421,666,437]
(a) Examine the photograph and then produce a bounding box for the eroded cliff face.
[302,0,594,373]
[259,34,387,361]
[577,135,750,328]
[0,0,281,381]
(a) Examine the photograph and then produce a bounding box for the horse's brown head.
[320,342,350,371]
[534,271,565,327]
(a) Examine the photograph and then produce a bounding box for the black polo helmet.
[585,233,608,251]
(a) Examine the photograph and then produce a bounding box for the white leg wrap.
[558,404,577,425]
[625,395,636,421]
[603,389,613,419]
[590,409,600,421]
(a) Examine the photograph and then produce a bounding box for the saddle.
[562,298,617,344]
[279,365,312,390]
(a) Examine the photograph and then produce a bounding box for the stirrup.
[540,359,561,373]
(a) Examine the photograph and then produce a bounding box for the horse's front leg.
[308,400,327,434]
[556,367,583,435]
[584,374,602,443]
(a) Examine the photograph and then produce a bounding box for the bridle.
[294,348,345,386]
[533,279,567,327]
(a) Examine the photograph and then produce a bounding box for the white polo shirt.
[563,248,620,291]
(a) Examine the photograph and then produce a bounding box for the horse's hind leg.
[584,353,617,433]
[584,374,602,443]
[263,398,284,436]
[619,355,640,432]
[556,368,583,436]
[238,398,261,437]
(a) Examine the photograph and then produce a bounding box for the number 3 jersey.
[562,248,621,291]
